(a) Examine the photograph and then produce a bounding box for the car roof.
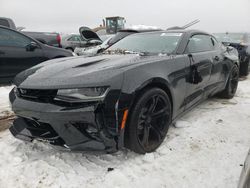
[118,28,162,33]
[126,29,211,36]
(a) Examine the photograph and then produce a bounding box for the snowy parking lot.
[0,78,250,188]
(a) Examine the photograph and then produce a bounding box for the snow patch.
[0,86,13,117]
[174,120,191,128]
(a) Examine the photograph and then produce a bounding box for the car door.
[206,36,225,89]
[0,27,45,84]
[184,34,214,110]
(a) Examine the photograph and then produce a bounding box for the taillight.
[56,34,61,47]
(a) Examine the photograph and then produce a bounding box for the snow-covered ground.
[0,78,250,188]
[0,86,13,118]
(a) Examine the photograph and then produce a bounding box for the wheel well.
[132,82,173,117]
[123,81,173,147]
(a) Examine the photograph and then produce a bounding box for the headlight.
[54,87,109,102]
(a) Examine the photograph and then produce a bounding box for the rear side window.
[0,28,32,47]
[186,34,214,53]
[0,19,10,27]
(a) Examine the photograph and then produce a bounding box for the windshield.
[99,34,114,42]
[107,32,183,54]
[214,33,250,43]
[107,31,137,46]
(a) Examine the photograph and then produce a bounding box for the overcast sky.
[1,0,250,34]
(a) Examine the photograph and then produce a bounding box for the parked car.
[74,35,114,56]
[214,33,250,77]
[0,26,73,85]
[61,34,101,51]
[9,30,239,154]
[0,17,62,48]
[62,27,106,52]
[238,149,250,188]
[74,29,161,56]
[22,31,62,48]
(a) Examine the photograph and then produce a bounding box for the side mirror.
[26,42,39,51]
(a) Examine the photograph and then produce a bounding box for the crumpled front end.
[8,86,128,152]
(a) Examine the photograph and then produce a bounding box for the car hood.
[79,26,102,42]
[15,54,170,89]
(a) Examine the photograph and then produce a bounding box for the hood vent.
[74,59,108,68]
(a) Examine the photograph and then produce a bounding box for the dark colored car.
[238,149,250,188]
[74,28,161,56]
[0,26,73,85]
[0,17,62,48]
[214,33,250,77]
[9,30,239,154]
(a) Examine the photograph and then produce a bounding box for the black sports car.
[9,30,239,154]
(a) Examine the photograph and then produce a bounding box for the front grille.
[23,117,65,146]
[17,88,57,103]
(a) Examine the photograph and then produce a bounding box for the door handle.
[214,56,220,61]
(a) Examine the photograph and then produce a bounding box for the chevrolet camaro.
[9,30,239,154]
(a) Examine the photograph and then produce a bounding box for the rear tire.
[219,64,239,99]
[125,88,172,154]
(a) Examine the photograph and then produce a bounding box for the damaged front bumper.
[9,88,127,153]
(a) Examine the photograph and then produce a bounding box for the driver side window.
[0,28,32,47]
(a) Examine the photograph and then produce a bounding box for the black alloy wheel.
[219,64,239,99]
[230,67,239,94]
[125,88,172,154]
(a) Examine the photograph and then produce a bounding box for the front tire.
[125,88,172,154]
[219,64,239,99]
